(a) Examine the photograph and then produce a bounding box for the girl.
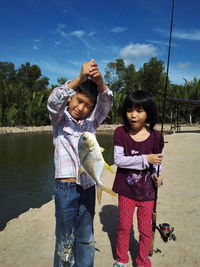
[112,91,164,267]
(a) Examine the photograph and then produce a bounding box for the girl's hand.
[154,175,163,187]
[147,153,162,165]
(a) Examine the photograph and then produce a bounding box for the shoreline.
[0,124,199,135]
[0,124,120,135]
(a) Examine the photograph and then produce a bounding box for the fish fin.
[104,161,114,173]
[78,166,84,177]
[100,147,105,152]
[102,186,117,197]
[96,185,102,205]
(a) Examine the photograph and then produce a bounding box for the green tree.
[104,59,139,123]
[104,58,126,91]
[0,61,50,126]
[138,57,166,95]
[138,57,169,122]
[57,77,67,85]
[123,64,139,93]
[17,62,41,89]
[0,62,17,125]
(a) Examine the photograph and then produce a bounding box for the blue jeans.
[54,180,96,267]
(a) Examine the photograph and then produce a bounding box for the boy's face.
[68,93,95,120]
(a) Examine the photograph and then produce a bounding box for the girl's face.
[126,106,147,131]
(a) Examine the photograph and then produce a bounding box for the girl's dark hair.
[122,90,158,131]
[76,79,99,108]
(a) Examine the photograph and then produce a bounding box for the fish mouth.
[81,133,95,148]
[82,135,88,141]
[81,133,90,143]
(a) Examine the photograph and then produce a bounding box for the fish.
[78,132,116,204]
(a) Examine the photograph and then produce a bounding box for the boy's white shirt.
[47,82,113,189]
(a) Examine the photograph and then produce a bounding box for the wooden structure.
[167,98,200,133]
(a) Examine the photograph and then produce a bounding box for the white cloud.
[54,41,61,46]
[69,30,94,50]
[110,26,127,33]
[119,43,157,64]
[56,24,68,38]
[176,62,191,69]
[55,25,94,50]
[67,60,82,67]
[33,39,41,50]
[101,59,110,65]
[88,32,96,37]
[70,30,86,38]
[154,28,200,41]
[173,29,200,41]
[147,39,169,46]
[33,45,39,50]
[154,28,167,36]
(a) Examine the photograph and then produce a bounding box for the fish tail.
[96,185,102,205]
[104,161,114,173]
[101,185,117,198]
[96,185,116,205]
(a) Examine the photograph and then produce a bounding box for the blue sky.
[1,0,200,86]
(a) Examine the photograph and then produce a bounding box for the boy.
[47,59,113,267]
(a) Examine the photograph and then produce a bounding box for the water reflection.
[0,132,113,230]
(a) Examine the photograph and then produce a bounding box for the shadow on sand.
[99,204,138,267]
[167,127,200,135]
[177,129,200,134]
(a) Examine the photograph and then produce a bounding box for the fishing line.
[111,0,127,27]
[150,0,176,256]
[157,0,175,192]
[86,0,127,64]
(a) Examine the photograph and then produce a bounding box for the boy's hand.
[154,175,163,187]
[79,59,96,82]
[89,59,107,92]
[147,153,162,165]
[68,59,107,92]
[68,59,97,89]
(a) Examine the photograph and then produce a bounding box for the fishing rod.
[149,0,176,256]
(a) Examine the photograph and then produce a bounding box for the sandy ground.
[0,126,200,267]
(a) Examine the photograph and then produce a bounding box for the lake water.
[0,132,114,231]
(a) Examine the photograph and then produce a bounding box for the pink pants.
[116,195,154,267]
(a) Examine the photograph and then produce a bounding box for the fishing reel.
[156,223,176,242]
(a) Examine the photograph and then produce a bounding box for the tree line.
[0,58,199,127]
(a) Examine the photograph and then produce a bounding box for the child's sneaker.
[112,262,127,267]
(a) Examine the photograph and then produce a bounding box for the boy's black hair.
[122,90,158,131]
[76,79,99,108]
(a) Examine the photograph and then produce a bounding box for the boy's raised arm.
[47,84,71,125]
[89,59,108,93]
[68,59,97,90]
[90,65,113,128]
[48,59,97,125]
